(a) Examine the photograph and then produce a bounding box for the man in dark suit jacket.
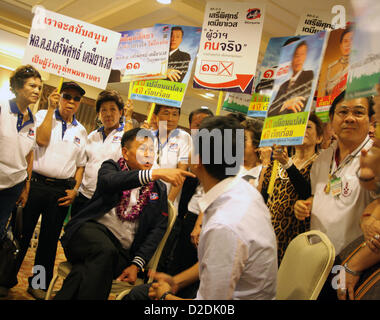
[268,41,314,117]
[54,128,194,300]
[166,26,191,83]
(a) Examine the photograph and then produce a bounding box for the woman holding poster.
[259,113,323,265]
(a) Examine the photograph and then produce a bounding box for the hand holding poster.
[130,25,202,107]
[193,1,266,94]
[260,32,328,147]
[23,6,121,89]
[111,26,171,83]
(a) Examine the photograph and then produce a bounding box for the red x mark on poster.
[218,61,233,76]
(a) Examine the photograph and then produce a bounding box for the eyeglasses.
[62,93,81,102]
[334,107,368,119]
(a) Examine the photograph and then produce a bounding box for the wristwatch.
[159,291,173,300]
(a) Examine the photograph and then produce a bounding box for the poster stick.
[267,159,278,196]
[147,103,156,125]
[57,77,64,94]
[128,82,133,99]
[215,91,224,115]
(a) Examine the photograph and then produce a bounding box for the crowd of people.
[0,64,380,300]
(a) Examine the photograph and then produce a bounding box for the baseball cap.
[61,81,86,96]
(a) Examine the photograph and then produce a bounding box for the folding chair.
[45,200,177,300]
[276,230,335,300]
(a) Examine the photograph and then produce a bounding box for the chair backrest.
[146,200,177,282]
[276,230,335,300]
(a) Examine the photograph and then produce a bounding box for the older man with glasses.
[294,91,379,299]
[3,81,88,300]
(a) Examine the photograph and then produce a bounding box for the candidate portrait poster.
[22,6,121,89]
[130,25,202,107]
[250,36,307,118]
[346,0,380,100]
[316,26,353,122]
[110,25,171,83]
[260,31,328,147]
[193,1,266,94]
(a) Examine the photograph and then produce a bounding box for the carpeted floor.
[1,242,66,300]
[1,240,118,300]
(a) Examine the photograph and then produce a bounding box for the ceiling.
[0,0,353,118]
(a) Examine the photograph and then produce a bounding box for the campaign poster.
[316,27,353,122]
[222,92,250,114]
[22,6,121,89]
[260,31,328,147]
[193,1,266,94]
[110,25,171,83]
[130,25,202,107]
[295,10,336,35]
[345,0,380,100]
[250,36,307,117]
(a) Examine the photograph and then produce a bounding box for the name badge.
[330,177,342,197]
[112,136,121,143]
[74,136,81,146]
[27,128,35,139]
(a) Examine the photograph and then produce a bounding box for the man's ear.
[122,146,129,161]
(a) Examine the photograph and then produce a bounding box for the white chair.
[45,200,177,300]
[276,230,335,300]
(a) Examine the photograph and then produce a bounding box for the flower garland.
[116,157,154,221]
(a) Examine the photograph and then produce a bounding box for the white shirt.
[33,109,87,179]
[187,184,204,215]
[0,99,36,189]
[311,138,374,255]
[97,187,140,250]
[196,177,278,300]
[238,164,262,189]
[79,125,124,199]
[152,128,191,208]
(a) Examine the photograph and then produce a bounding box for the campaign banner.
[260,31,328,147]
[193,1,265,94]
[248,93,270,117]
[295,10,336,35]
[251,36,307,117]
[130,25,202,107]
[110,26,171,83]
[316,27,352,122]
[346,0,380,100]
[22,6,121,89]
[222,92,250,114]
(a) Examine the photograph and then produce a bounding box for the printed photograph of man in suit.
[267,40,314,117]
[166,26,191,83]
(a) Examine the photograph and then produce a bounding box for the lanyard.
[156,129,178,165]
[328,137,370,178]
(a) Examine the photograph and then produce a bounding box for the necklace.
[116,157,154,221]
[278,153,318,180]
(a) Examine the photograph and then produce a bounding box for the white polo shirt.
[152,128,191,207]
[0,99,36,190]
[310,138,374,255]
[79,124,124,199]
[33,109,87,179]
[196,177,278,300]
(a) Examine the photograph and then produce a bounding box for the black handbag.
[0,205,23,286]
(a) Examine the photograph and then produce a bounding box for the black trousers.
[70,192,90,218]
[1,178,70,289]
[0,180,25,241]
[54,221,131,300]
